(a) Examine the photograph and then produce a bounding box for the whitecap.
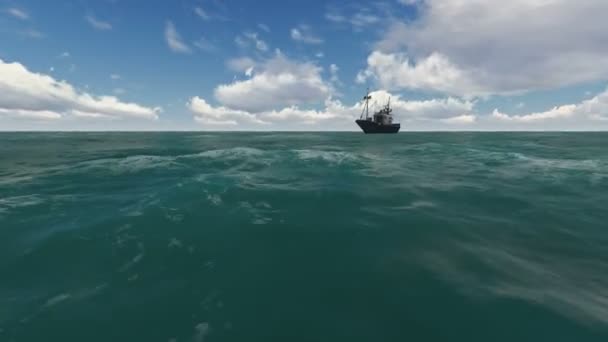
[42,293,71,309]
[77,154,182,175]
[207,194,222,206]
[391,201,436,210]
[293,149,359,165]
[168,238,183,249]
[193,322,210,342]
[119,252,144,272]
[194,147,265,160]
[0,194,45,214]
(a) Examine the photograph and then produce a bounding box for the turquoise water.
[1,132,607,341]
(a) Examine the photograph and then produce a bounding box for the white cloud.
[7,8,29,20]
[110,74,121,80]
[59,51,70,58]
[290,25,323,44]
[325,13,346,23]
[476,88,608,130]
[0,58,160,122]
[364,90,474,120]
[441,114,476,124]
[194,7,210,21]
[397,0,421,5]
[189,89,474,129]
[258,24,270,32]
[20,29,44,39]
[363,0,608,97]
[189,96,354,129]
[235,32,268,52]
[85,15,112,30]
[329,64,340,84]
[0,108,61,120]
[325,7,380,31]
[357,51,484,97]
[165,21,191,54]
[350,12,380,29]
[188,97,266,126]
[226,57,257,73]
[215,52,332,112]
[191,87,608,130]
[193,37,216,52]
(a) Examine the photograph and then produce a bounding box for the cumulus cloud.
[188,97,266,126]
[357,51,484,97]
[165,21,191,54]
[363,90,475,120]
[442,115,476,124]
[361,0,608,97]
[189,89,475,130]
[215,51,333,112]
[85,14,112,30]
[491,89,608,124]
[290,25,323,44]
[191,85,608,130]
[0,58,160,121]
[189,97,354,129]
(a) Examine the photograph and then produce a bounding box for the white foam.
[0,195,45,214]
[195,147,265,160]
[193,322,210,342]
[42,293,71,309]
[168,238,183,249]
[293,149,359,165]
[424,239,608,325]
[78,154,181,174]
[207,194,222,206]
[392,201,436,210]
[119,252,144,272]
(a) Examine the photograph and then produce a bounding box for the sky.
[1,0,608,131]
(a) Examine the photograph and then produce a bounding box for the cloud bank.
[0,59,160,123]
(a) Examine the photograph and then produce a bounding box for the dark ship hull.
[356,119,400,134]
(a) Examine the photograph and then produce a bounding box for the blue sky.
[1,0,608,130]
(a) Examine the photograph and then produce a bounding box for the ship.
[355,90,400,134]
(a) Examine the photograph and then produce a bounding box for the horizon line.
[1,130,607,133]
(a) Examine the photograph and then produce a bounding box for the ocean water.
[1,132,607,342]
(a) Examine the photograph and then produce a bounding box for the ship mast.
[360,88,371,120]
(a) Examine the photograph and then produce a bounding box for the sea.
[1,132,607,342]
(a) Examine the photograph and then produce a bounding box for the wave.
[192,147,266,160]
[292,149,361,165]
[420,236,608,326]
